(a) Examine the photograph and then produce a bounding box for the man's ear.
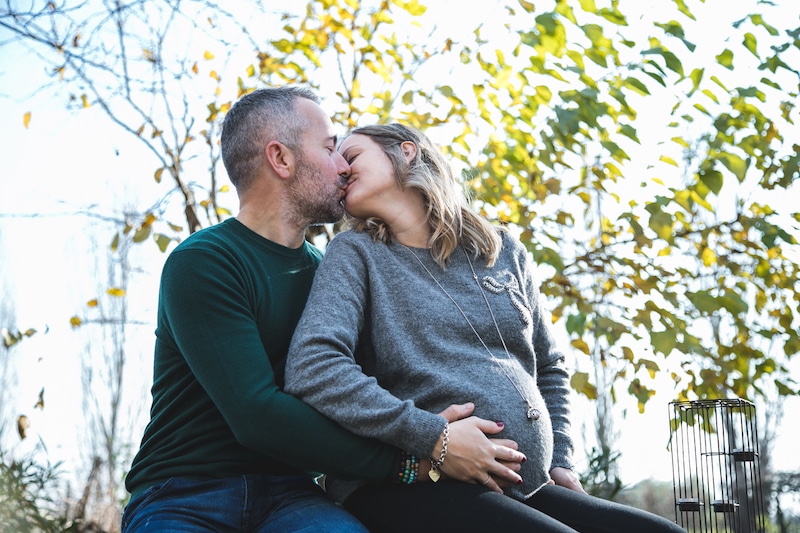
[265,140,294,179]
[400,141,417,164]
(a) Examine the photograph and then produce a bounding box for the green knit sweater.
[125,219,399,500]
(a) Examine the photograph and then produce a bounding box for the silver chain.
[404,246,539,421]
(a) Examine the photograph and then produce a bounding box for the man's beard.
[286,152,345,227]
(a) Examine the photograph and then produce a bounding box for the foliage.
[2,0,800,409]
[2,0,798,442]
[2,0,799,528]
[448,0,800,408]
[579,444,623,500]
[0,449,70,533]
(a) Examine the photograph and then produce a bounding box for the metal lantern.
[669,398,766,532]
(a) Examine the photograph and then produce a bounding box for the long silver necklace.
[404,246,541,421]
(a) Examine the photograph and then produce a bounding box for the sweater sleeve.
[517,239,576,471]
[285,234,447,458]
[160,246,399,481]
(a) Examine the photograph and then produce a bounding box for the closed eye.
[341,148,358,165]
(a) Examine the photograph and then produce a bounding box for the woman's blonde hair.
[345,123,502,268]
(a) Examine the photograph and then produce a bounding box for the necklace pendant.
[527,405,541,421]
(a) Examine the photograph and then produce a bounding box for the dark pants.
[345,481,687,533]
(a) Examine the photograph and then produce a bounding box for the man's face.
[286,99,351,226]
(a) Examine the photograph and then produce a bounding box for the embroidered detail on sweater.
[481,272,532,326]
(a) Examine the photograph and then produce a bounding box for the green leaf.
[688,290,717,313]
[671,0,696,20]
[750,14,778,36]
[718,151,749,181]
[652,329,677,356]
[699,169,723,194]
[155,233,172,253]
[716,49,734,70]
[719,290,749,315]
[624,76,650,96]
[743,32,758,58]
[649,211,674,241]
[618,124,640,143]
[689,68,704,95]
[601,140,630,162]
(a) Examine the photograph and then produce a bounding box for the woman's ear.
[400,141,417,164]
[265,140,294,179]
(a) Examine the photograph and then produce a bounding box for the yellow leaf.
[81,94,90,108]
[18,415,30,440]
[570,338,590,354]
[209,70,219,81]
[701,247,717,267]
[204,50,214,60]
[191,62,199,74]
[87,299,99,307]
[246,64,255,77]
[70,316,82,328]
[106,288,126,297]
[154,168,164,183]
[23,112,31,128]
[133,225,151,242]
[34,389,45,410]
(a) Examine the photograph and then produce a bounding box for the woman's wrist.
[428,422,449,482]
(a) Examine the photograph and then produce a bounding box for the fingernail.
[521,456,527,463]
[517,479,523,485]
[496,422,504,428]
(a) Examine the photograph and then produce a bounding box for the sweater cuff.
[550,429,575,471]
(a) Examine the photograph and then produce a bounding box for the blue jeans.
[121,475,368,532]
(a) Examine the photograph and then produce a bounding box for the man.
[122,86,521,532]
[122,86,402,532]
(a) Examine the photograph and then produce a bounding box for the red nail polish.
[522,456,527,463]
[496,422,504,428]
[517,479,523,485]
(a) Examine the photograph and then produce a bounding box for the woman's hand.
[434,403,526,493]
[550,466,587,494]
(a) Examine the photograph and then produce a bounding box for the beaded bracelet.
[397,452,419,484]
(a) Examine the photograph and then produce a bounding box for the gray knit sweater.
[284,229,575,501]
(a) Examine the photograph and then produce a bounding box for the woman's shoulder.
[328,228,373,249]
[496,226,527,256]
[325,229,385,260]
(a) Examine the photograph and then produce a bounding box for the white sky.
[1,0,798,496]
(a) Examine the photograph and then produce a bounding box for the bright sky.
[1,0,798,499]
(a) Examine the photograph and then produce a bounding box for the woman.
[284,124,684,532]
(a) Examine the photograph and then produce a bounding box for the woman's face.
[338,133,400,219]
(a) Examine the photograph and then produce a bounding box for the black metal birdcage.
[668,398,766,532]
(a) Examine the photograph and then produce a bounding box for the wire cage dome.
[668,398,766,533]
